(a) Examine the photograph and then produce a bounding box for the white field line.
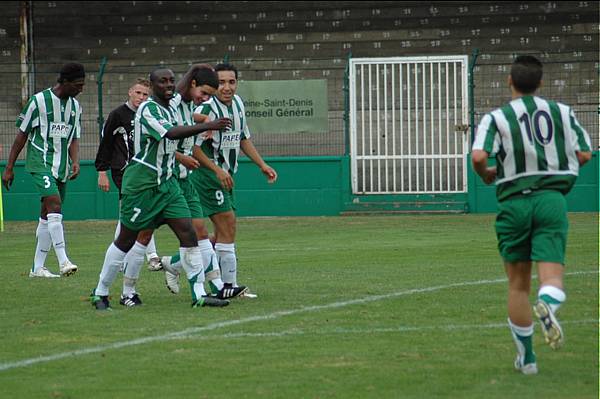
[0,270,597,372]
[193,319,598,340]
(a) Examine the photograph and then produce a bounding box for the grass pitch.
[0,214,597,398]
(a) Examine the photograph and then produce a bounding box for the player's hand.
[483,166,497,185]
[98,171,110,192]
[207,118,232,131]
[179,154,200,170]
[216,168,234,190]
[68,163,80,180]
[1,168,14,191]
[262,165,277,184]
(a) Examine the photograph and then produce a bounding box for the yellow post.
[0,180,4,232]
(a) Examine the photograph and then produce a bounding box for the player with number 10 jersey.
[473,93,591,201]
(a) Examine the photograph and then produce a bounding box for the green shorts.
[495,190,568,264]
[30,172,66,201]
[190,168,235,216]
[120,178,191,231]
[177,176,204,219]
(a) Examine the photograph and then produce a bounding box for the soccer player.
[190,63,277,296]
[95,78,163,307]
[90,68,232,310]
[159,64,247,300]
[1,63,85,278]
[471,55,592,375]
[95,78,163,274]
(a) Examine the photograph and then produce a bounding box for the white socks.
[32,218,52,272]
[96,243,127,296]
[538,285,566,314]
[179,246,206,301]
[47,213,69,265]
[215,243,236,286]
[113,220,121,240]
[114,221,158,261]
[146,234,158,261]
[123,241,146,297]
[508,318,535,364]
[198,239,224,293]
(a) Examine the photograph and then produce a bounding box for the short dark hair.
[58,62,85,83]
[176,63,218,97]
[510,55,543,94]
[149,68,173,83]
[214,63,238,79]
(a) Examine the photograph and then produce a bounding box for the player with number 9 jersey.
[189,63,277,294]
[192,92,249,215]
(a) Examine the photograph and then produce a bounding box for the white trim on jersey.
[19,97,38,133]
[131,158,160,172]
[496,169,577,185]
[490,108,516,179]
[142,105,170,139]
[568,106,592,151]
[232,95,251,139]
[509,100,539,174]
[28,140,46,154]
[532,96,560,171]
[561,104,582,174]
[472,114,500,154]
[73,102,82,139]
[50,92,63,179]
[37,92,49,169]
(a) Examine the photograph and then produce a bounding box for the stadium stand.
[0,1,598,160]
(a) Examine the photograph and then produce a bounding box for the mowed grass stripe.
[187,318,598,340]
[1,270,596,372]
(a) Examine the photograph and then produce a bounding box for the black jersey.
[95,103,136,172]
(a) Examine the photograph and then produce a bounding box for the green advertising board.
[237,79,329,134]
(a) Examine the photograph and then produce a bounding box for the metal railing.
[0,51,597,163]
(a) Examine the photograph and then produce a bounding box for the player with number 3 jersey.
[2,63,85,279]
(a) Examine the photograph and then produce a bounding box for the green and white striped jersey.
[170,93,196,179]
[194,94,250,174]
[473,95,592,200]
[121,98,178,194]
[16,88,82,182]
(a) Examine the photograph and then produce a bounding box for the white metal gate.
[349,56,469,194]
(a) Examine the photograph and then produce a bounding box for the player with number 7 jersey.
[91,68,233,311]
[120,98,180,195]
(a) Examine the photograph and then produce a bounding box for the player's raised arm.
[165,118,231,140]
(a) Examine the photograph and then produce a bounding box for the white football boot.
[59,260,78,277]
[29,266,60,278]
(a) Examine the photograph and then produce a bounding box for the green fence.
[1,153,596,221]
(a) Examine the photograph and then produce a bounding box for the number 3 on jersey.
[215,190,224,205]
[42,176,51,188]
[518,110,554,145]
